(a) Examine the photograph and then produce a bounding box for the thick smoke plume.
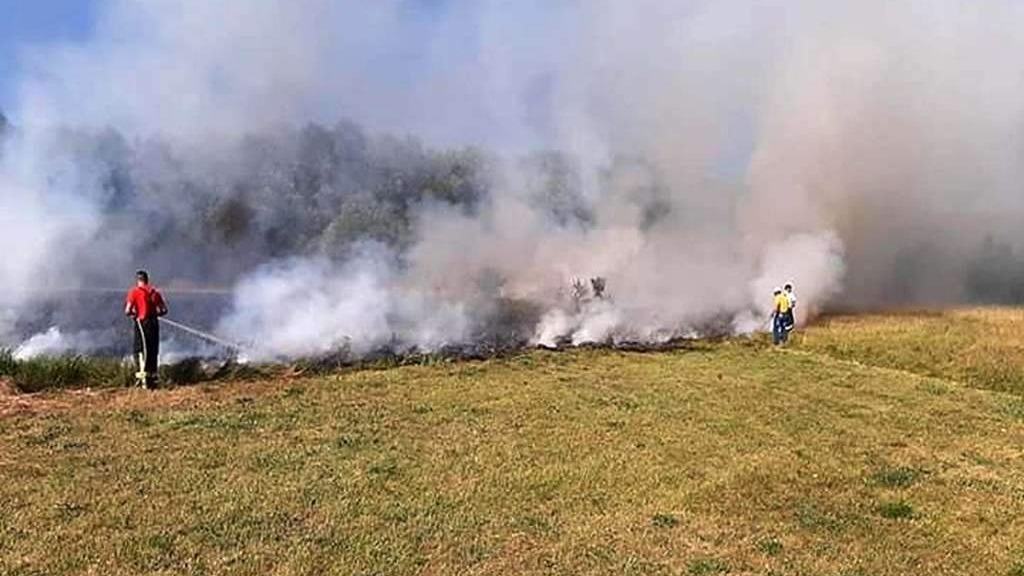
[2,0,1023,360]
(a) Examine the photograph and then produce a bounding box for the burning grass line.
[5,307,1024,404]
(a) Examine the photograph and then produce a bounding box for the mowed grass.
[1,311,1024,574]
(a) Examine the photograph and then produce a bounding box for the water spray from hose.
[161,317,244,353]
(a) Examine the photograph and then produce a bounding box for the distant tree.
[600,155,671,231]
[16,116,495,291]
[319,194,407,259]
[522,151,591,227]
[570,278,588,312]
[966,235,1024,304]
[421,147,489,211]
[206,196,254,246]
[295,123,340,199]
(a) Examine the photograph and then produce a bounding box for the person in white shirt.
[783,283,797,332]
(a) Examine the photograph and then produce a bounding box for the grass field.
[802,308,1024,396]
[2,309,1023,575]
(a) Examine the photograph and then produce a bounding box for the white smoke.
[159,336,227,365]
[217,248,471,361]
[3,0,1023,359]
[750,232,846,326]
[0,132,106,307]
[14,326,227,365]
[13,327,101,360]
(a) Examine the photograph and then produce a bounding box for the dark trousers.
[782,310,795,332]
[132,317,160,378]
[772,314,789,345]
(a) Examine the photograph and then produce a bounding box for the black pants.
[782,310,795,332]
[132,317,160,377]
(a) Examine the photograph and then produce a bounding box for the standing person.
[771,287,791,345]
[783,282,797,333]
[124,270,168,388]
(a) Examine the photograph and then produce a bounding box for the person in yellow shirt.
[771,287,791,345]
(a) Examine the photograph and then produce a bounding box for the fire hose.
[32,286,245,355]
[135,318,149,384]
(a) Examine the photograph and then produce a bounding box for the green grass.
[686,557,730,575]
[755,536,783,557]
[1,311,1024,574]
[876,500,916,520]
[651,513,679,528]
[873,466,925,489]
[0,349,266,393]
[0,349,132,392]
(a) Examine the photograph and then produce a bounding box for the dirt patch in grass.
[0,376,17,397]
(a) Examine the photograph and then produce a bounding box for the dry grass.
[803,307,1024,395]
[1,311,1024,574]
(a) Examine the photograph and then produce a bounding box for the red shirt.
[125,285,167,320]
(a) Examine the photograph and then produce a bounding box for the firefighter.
[124,270,168,388]
[783,282,797,333]
[771,287,791,345]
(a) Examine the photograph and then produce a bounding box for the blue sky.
[0,0,96,114]
[0,0,454,119]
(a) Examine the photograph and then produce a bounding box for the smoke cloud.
[1,0,1023,359]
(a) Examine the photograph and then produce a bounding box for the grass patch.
[367,457,400,479]
[873,466,925,489]
[0,350,131,392]
[0,348,270,393]
[687,557,730,575]
[755,537,783,557]
[166,411,265,432]
[0,348,16,375]
[652,513,679,528]
[921,381,951,396]
[795,504,843,532]
[1001,398,1024,421]
[123,409,152,427]
[876,500,916,520]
